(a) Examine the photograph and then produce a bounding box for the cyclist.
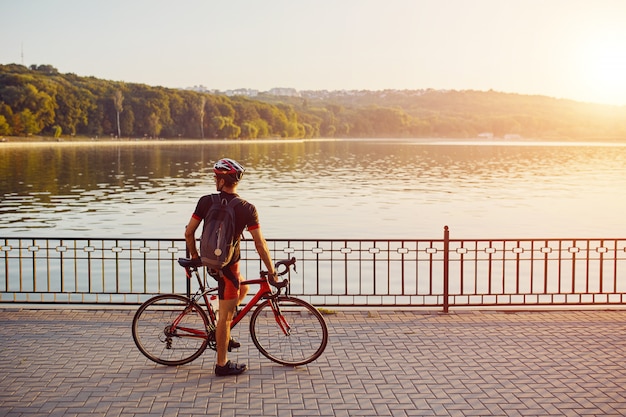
[184,158,278,376]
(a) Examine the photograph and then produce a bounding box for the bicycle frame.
[182,265,289,336]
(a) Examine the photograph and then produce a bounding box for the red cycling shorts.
[218,262,242,300]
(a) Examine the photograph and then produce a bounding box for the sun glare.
[578,32,626,105]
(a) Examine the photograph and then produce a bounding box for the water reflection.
[1,139,625,238]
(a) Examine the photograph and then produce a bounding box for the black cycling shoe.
[228,337,241,351]
[215,360,247,376]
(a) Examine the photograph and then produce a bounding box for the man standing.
[184,158,277,376]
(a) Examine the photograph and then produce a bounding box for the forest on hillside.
[1,63,625,140]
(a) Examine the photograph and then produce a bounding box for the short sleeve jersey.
[191,191,260,265]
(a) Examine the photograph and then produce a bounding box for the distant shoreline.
[0,136,312,146]
[2,135,626,146]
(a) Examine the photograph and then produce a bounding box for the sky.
[1,0,626,106]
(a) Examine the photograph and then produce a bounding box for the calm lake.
[1,138,625,240]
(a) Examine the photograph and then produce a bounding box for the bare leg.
[237,283,249,307]
[216,297,238,367]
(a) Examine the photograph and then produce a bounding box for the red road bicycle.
[132,257,328,366]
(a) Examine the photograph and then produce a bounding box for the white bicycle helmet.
[213,158,245,184]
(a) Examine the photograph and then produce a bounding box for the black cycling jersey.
[192,191,259,265]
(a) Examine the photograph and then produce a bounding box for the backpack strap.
[227,196,242,209]
[227,197,243,241]
[210,193,242,207]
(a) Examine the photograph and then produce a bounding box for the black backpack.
[200,194,242,270]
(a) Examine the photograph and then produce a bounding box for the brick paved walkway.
[1,308,625,417]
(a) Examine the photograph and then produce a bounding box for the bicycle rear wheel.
[132,294,212,366]
[249,296,328,366]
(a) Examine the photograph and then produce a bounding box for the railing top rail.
[3,236,626,242]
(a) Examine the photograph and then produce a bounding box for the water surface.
[1,139,625,239]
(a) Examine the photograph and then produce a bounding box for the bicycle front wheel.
[132,294,211,366]
[250,296,328,366]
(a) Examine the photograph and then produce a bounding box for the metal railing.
[2,227,625,310]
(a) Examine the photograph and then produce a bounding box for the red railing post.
[443,226,450,313]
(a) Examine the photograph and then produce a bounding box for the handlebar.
[275,257,297,277]
[262,257,296,289]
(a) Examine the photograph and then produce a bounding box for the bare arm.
[184,216,202,259]
[248,227,276,277]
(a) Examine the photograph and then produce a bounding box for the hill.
[1,64,625,140]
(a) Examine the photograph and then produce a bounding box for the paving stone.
[1,308,626,416]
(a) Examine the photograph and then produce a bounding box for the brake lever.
[274,279,289,289]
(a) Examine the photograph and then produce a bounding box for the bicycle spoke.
[250,296,328,366]
[132,294,211,366]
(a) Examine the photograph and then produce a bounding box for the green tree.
[309,107,337,137]
[121,107,135,137]
[147,113,162,137]
[361,106,408,137]
[240,122,259,139]
[30,64,59,75]
[222,121,241,139]
[0,103,14,135]
[1,83,55,131]
[54,82,94,136]
[251,118,270,137]
[232,97,261,126]
[301,122,316,138]
[15,109,40,136]
[161,90,187,138]
[0,114,10,135]
[212,116,240,139]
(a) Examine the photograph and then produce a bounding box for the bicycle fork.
[270,298,291,336]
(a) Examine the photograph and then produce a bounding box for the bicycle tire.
[249,295,328,366]
[132,294,211,366]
